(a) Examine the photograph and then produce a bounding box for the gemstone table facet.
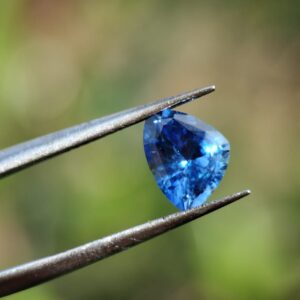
[143,109,230,211]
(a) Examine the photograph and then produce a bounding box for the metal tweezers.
[0,85,250,297]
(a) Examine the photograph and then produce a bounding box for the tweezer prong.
[0,85,215,178]
[0,189,250,297]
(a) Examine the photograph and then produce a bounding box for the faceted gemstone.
[143,109,230,211]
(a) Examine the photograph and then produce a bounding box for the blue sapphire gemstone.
[143,109,230,211]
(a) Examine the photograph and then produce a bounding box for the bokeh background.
[0,1,299,299]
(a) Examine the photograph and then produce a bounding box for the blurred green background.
[0,1,299,299]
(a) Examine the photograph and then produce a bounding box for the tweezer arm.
[0,85,215,178]
[0,190,250,297]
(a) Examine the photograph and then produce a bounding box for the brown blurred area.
[0,1,299,299]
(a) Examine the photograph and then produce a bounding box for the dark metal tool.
[0,86,251,297]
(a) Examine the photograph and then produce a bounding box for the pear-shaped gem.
[143,109,230,211]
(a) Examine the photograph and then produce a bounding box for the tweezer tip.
[201,84,215,93]
[241,189,251,196]
[206,84,216,92]
[207,189,251,208]
[209,84,216,91]
[229,189,251,200]
[193,85,215,98]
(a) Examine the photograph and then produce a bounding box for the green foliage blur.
[0,1,299,299]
